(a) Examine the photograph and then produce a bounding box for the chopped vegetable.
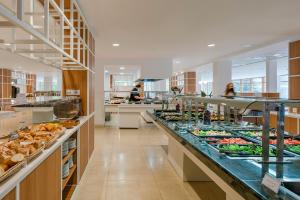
[192,130,231,136]
[269,138,300,145]
[219,144,275,156]
[287,145,300,154]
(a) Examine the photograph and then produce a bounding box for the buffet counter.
[148,111,300,200]
[104,103,162,128]
[0,114,95,200]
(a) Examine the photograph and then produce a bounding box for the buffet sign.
[262,173,281,194]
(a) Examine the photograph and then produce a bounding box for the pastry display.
[59,119,80,129]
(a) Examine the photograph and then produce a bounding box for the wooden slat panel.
[20,148,61,200]
[289,59,300,76]
[80,121,89,178]
[2,188,16,200]
[289,77,300,100]
[62,70,87,115]
[285,116,298,135]
[289,40,300,58]
[89,116,95,157]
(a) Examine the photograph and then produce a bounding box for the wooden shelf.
[62,165,77,190]
[62,148,76,165]
[63,185,77,200]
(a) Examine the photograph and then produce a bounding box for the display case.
[150,96,300,200]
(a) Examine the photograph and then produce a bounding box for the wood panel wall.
[2,188,16,200]
[0,69,12,99]
[79,121,89,178]
[289,40,300,100]
[89,116,95,157]
[20,148,61,200]
[62,70,87,115]
[184,72,196,94]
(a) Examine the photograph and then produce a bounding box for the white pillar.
[95,59,105,126]
[212,60,232,96]
[266,57,278,93]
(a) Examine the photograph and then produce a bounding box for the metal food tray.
[44,135,59,149]
[198,135,255,144]
[0,161,25,183]
[187,129,234,137]
[210,144,294,158]
[55,127,66,138]
[25,146,44,163]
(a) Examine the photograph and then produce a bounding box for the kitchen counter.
[0,114,94,199]
[148,111,300,200]
[105,103,162,128]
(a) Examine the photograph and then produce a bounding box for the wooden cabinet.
[270,114,299,135]
[89,116,95,157]
[80,121,89,178]
[20,148,61,200]
[2,188,16,200]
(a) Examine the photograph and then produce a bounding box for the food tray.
[286,145,300,155]
[199,136,256,145]
[188,129,234,137]
[44,135,59,149]
[25,146,44,163]
[211,144,293,158]
[0,161,25,183]
[55,127,66,138]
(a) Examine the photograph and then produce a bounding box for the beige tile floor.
[72,119,225,200]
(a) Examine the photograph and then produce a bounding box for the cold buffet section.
[149,97,300,200]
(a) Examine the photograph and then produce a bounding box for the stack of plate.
[68,156,74,168]
[62,141,69,157]
[62,162,69,178]
[68,138,76,150]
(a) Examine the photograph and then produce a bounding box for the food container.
[62,141,69,157]
[68,156,74,168]
[68,138,76,150]
[62,162,69,178]
[0,161,26,183]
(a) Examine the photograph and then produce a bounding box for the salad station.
[150,96,300,200]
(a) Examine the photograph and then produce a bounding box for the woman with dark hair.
[224,82,236,97]
[129,84,144,101]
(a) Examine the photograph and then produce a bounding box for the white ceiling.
[104,65,140,74]
[79,0,300,71]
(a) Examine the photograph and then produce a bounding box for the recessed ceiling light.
[242,44,252,48]
[120,66,125,70]
[180,71,184,74]
[4,43,11,46]
[273,54,281,57]
[105,70,108,73]
[112,43,120,47]
[175,61,181,64]
[207,44,215,47]
[120,72,124,75]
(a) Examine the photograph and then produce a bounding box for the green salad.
[287,145,300,154]
[219,144,275,156]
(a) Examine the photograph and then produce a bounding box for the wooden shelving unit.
[62,164,77,189]
[62,148,76,165]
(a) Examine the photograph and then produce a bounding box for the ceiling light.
[273,54,281,57]
[120,72,124,75]
[112,43,120,47]
[120,66,125,70]
[105,70,108,73]
[4,43,11,46]
[175,61,181,64]
[207,44,215,47]
[180,71,184,74]
[253,56,263,60]
[242,44,252,48]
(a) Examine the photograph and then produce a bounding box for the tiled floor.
[72,119,225,200]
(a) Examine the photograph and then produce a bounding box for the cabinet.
[20,148,61,200]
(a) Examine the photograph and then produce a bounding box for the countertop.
[0,115,91,199]
[148,111,300,200]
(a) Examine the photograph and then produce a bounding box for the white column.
[266,57,278,92]
[95,59,105,125]
[212,60,232,96]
